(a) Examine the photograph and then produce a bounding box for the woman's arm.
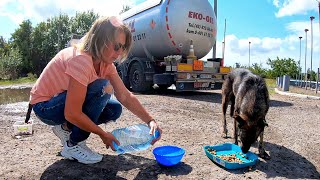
[64,77,119,149]
[110,74,154,123]
[109,73,162,141]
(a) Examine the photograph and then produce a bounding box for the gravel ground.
[0,88,319,180]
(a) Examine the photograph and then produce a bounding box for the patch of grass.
[265,78,276,95]
[0,77,37,86]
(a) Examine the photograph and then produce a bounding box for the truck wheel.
[129,62,152,92]
[117,64,130,89]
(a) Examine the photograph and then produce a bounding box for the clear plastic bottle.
[112,124,160,154]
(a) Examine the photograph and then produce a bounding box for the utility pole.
[310,16,315,89]
[316,0,320,93]
[304,29,309,89]
[212,0,217,59]
[299,36,303,87]
[249,41,251,68]
[222,18,226,66]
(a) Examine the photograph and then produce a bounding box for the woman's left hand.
[148,120,162,145]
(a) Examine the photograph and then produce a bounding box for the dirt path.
[0,89,319,179]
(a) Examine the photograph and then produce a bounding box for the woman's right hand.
[99,132,120,151]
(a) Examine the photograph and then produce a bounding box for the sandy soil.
[0,87,319,180]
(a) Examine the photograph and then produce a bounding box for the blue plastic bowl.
[153,145,185,166]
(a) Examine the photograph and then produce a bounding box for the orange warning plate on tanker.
[193,60,204,71]
[177,63,193,71]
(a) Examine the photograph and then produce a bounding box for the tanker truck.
[118,0,230,92]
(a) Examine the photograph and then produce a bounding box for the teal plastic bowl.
[153,145,185,166]
[204,143,258,169]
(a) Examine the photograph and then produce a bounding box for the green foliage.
[264,78,276,94]
[120,5,131,14]
[31,22,50,76]
[0,76,37,85]
[249,63,267,78]
[70,10,99,36]
[0,48,23,80]
[46,13,71,55]
[266,57,299,78]
[27,72,37,79]
[0,36,11,56]
[307,68,318,81]
[8,11,100,77]
[234,57,301,80]
[11,20,33,74]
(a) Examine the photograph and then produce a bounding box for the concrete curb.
[274,88,320,100]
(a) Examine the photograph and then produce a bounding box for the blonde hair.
[79,16,132,60]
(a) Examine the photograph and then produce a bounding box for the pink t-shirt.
[30,47,118,104]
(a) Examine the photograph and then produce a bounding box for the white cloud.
[0,0,133,26]
[273,0,280,8]
[274,0,318,17]
[203,19,320,71]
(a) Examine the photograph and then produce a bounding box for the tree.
[31,22,49,75]
[266,57,299,79]
[70,10,99,37]
[0,48,23,80]
[0,36,11,56]
[250,63,267,78]
[11,20,33,75]
[120,5,131,14]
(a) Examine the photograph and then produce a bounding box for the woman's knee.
[111,102,122,120]
[87,79,109,94]
[98,100,122,122]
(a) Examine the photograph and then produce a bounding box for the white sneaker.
[78,141,103,161]
[52,125,71,146]
[61,142,102,164]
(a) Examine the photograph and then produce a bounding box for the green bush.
[0,48,23,80]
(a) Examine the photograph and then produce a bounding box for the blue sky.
[1,0,320,72]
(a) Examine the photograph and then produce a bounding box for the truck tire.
[117,64,130,89]
[129,62,152,92]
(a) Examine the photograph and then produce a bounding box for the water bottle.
[111,124,160,154]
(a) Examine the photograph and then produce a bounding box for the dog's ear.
[233,114,246,128]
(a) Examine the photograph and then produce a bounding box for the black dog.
[221,68,270,159]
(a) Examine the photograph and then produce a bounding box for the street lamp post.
[316,0,320,93]
[299,36,303,87]
[310,16,315,89]
[212,0,217,59]
[249,41,251,68]
[304,29,309,89]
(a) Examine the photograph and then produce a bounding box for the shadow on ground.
[40,154,192,180]
[217,142,319,179]
[269,100,293,107]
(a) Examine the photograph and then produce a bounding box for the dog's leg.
[221,78,232,138]
[258,131,271,160]
[233,118,238,145]
[221,93,229,138]
[229,94,235,117]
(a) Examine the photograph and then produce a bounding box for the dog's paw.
[221,129,228,138]
[259,151,271,160]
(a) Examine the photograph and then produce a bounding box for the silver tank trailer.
[121,0,216,60]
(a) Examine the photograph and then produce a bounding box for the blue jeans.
[33,79,122,143]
